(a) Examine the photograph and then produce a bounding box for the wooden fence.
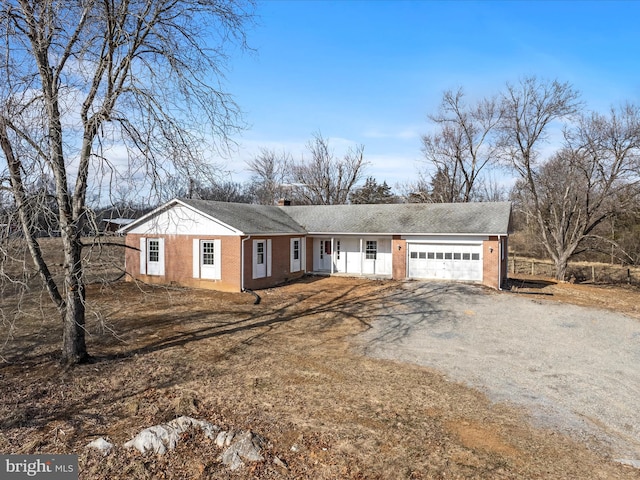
[509,255,640,285]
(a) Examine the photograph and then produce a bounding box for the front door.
[317,239,332,271]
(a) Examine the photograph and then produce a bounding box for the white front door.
[317,239,332,271]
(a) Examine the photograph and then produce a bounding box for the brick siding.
[482,236,508,289]
[392,236,407,280]
[126,233,304,292]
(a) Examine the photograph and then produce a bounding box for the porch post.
[330,237,335,274]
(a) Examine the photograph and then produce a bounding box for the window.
[257,242,264,264]
[435,252,444,260]
[453,252,461,260]
[427,252,435,259]
[410,252,418,259]
[418,252,426,259]
[444,252,453,260]
[336,240,341,260]
[148,240,159,262]
[293,239,300,260]
[472,253,480,261]
[462,253,471,260]
[365,240,377,260]
[202,241,215,265]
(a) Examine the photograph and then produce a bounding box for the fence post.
[591,265,596,283]
[531,261,535,276]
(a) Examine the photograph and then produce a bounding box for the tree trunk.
[553,254,570,282]
[61,237,89,365]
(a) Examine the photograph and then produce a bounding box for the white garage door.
[408,244,482,281]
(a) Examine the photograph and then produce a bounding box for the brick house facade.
[121,199,512,291]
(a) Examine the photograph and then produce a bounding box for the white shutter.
[266,239,272,277]
[302,237,306,272]
[157,238,165,276]
[252,240,258,279]
[193,239,200,278]
[140,238,147,274]
[214,239,222,279]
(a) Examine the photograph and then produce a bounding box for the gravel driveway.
[359,281,640,464]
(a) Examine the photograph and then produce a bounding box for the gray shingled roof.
[281,202,512,235]
[126,199,511,236]
[179,198,307,235]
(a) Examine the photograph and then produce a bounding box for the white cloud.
[362,127,421,140]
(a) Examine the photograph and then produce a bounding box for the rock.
[124,416,219,455]
[214,429,237,447]
[86,437,113,456]
[220,431,266,471]
[273,456,288,469]
[121,416,268,471]
[215,431,227,448]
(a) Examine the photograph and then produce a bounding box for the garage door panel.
[408,244,482,281]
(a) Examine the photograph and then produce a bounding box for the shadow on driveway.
[358,280,640,463]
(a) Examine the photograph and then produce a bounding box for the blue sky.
[224,0,640,187]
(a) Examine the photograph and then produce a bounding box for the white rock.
[220,431,265,471]
[215,431,227,448]
[124,416,220,455]
[86,437,113,456]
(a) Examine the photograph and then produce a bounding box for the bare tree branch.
[0,0,255,365]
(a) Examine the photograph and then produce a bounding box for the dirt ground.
[1,254,640,478]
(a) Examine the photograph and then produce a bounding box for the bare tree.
[246,148,290,205]
[289,133,367,205]
[503,77,640,279]
[421,88,502,202]
[0,0,254,365]
[192,180,252,203]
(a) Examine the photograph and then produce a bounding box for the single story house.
[120,198,512,292]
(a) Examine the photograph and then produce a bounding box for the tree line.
[233,77,640,283]
[415,77,640,281]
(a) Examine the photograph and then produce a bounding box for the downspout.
[498,235,503,291]
[241,234,251,291]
